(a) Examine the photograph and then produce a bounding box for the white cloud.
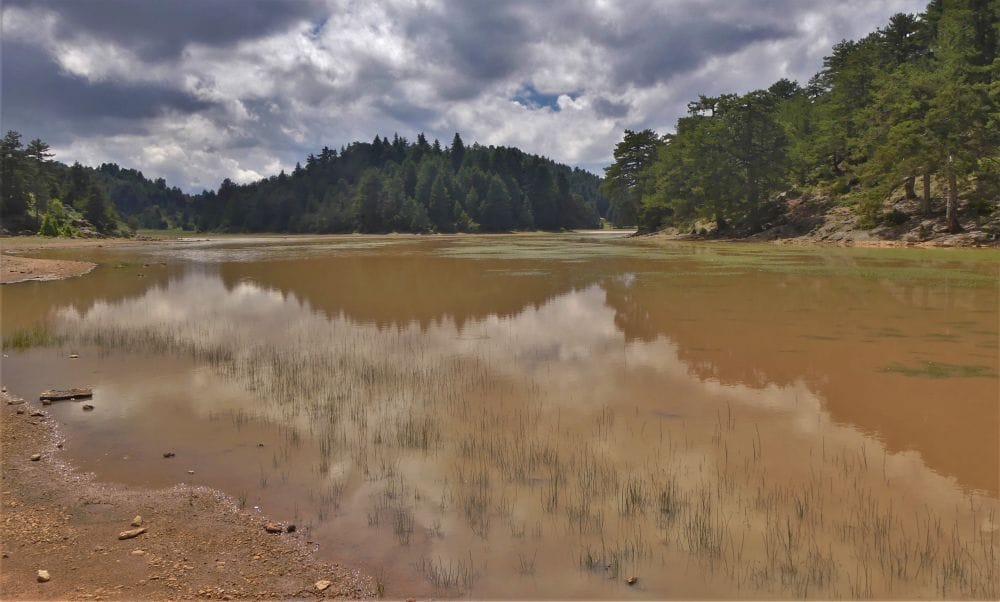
[2,0,928,191]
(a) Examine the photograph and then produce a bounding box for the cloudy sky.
[2,0,926,192]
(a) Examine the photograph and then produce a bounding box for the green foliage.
[2,130,606,236]
[615,0,1000,235]
[639,91,788,233]
[192,133,605,234]
[601,129,663,226]
[2,133,128,235]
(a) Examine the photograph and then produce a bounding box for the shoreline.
[0,390,377,599]
[1,255,98,285]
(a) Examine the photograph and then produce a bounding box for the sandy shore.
[0,390,377,600]
[1,255,97,284]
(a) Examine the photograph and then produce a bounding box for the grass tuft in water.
[2,324,64,350]
[880,361,998,379]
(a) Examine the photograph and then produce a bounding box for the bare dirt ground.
[0,390,377,600]
[648,194,1000,248]
[0,236,155,284]
[1,255,97,284]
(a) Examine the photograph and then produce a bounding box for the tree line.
[1,132,608,235]
[194,133,605,233]
[0,131,126,235]
[603,0,999,234]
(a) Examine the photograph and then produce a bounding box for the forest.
[602,0,999,235]
[0,132,605,235]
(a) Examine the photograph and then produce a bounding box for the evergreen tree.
[479,176,514,231]
[601,129,663,226]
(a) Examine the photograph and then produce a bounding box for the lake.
[2,233,998,599]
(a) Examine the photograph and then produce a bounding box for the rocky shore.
[0,390,377,600]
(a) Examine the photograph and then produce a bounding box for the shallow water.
[2,233,998,599]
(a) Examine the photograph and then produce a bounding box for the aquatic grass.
[2,324,64,349]
[880,361,998,379]
[49,260,1000,600]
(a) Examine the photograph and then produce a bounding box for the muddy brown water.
[2,233,998,599]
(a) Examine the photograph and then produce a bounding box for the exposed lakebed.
[2,233,998,598]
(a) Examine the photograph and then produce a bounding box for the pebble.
[286,524,296,533]
[82,404,95,411]
[69,354,79,359]
[163,452,175,458]
[15,408,24,414]
[187,470,195,475]
[626,576,638,585]
[118,527,147,540]
[30,454,41,461]
[37,569,50,582]
[264,523,282,534]
[315,580,331,591]
[131,515,143,527]
[131,550,146,556]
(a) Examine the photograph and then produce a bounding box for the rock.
[69,354,79,359]
[39,388,92,401]
[286,524,296,533]
[82,404,95,411]
[163,452,175,458]
[626,576,638,586]
[118,527,146,540]
[257,443,265,447]
[16,408,24,414]
[37,570,50,582]
[30,410,45,417]
[315,580,331,591]
[131,550,146,556]
[56,443,63,448]
[187,470,195,475]
[30,454,41,461]
[41,399,52,405]
[264,523,282,534]
[131,515,143,527]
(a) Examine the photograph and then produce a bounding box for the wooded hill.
[601,0,999,238]
[1,132,607,235]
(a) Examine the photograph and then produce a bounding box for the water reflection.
[2,237,997,599]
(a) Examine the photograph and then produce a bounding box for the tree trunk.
[922,173,931,215]
[946,159,961,233]
[904,175,916,200]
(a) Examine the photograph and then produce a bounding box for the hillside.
[602,0,999,244]
[1,132,608,235]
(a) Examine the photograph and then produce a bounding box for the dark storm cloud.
[603,20,794,87]
[4,0,326,61]
[406,2,528,88]
[1,39,212,142]
[592,98,631,119]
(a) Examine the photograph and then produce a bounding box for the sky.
[2,0,927,192]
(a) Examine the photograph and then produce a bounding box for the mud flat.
[1,255,97,284]
[0,390,377,600]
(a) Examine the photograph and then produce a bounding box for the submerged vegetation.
[881,361,998,379]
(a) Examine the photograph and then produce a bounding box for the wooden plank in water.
[39,388,93,401]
